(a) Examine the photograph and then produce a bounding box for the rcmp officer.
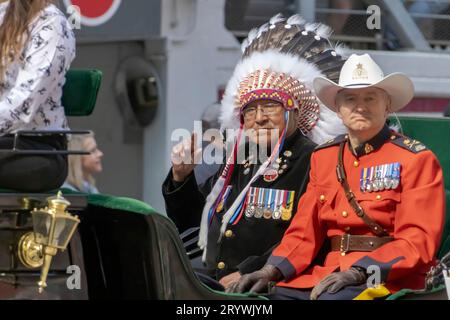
[162,14,346,290]
[231,53,446,299]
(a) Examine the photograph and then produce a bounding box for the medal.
[384,163,393,189]
[263,188,272,219]
[263,168,279,182]
[254,188,264,218]
[245,187,255,218]
[372,166,380,192]
[391,162,400,189]
[366,167,374,192]
[281,207,291,221]
[273,208,282,219]
[379,164,386,191]
[245,205,255,218]
[263,208,272,219]
[281,190,294,221]
[360,167,367,192]
[254,206,263,218]
[272,190,282,219]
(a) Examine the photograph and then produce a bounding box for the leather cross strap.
[330,234,393,253]
[336,141,389,237]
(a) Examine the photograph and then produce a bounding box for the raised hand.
[171,132,202,182]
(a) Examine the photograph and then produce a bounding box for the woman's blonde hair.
[66,133,97,192]
[0,0,55,83]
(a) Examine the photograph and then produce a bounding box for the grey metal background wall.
[58,0,163,199]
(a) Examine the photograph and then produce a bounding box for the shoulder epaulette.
[314,134,347,152]
[389,133,428,153]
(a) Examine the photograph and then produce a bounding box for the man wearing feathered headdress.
[162,14,346,290]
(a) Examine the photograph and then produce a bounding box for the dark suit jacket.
[162,129,316,279]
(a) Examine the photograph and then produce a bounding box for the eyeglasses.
[242,103,282,120]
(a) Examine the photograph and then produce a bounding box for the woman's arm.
[0,9,75,134]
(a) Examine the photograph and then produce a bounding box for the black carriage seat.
[77,194,265,300]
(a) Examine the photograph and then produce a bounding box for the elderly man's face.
[336,87,390,134]
[242,99,295,146]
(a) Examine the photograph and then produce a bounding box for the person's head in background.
[66,133,104,193]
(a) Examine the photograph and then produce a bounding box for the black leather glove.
[310,267,367,300]
[226,264,283,294]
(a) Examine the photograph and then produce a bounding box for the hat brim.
[313,73,415,112]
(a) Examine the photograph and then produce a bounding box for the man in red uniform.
[229,53,446,300]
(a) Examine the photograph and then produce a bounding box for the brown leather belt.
[331,234,394,254]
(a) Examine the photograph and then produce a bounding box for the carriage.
[0,70,448,300]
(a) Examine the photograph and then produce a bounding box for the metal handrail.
[0,130,92,155]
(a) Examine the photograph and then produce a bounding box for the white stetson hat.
[313,53,414,112]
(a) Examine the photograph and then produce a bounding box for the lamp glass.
[32,211,79,249]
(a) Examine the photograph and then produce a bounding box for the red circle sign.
[64,0,121,26]
[70,0,115,19]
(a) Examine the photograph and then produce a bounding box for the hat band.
[342,83,374,87]
[240,89,295,111]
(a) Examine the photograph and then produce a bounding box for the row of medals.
[244,186,294,221]
[361,163,400,192]
[243,150,294,220]
[245,203,293,221]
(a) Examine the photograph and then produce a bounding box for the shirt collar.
[349,124,391,157]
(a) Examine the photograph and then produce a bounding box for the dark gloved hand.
[310,267,367,300]
[226,264,283,294]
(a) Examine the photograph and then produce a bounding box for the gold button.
[217,262,225,270]
[344,226,351,232]
[342,211,348,218]
[353,160,359,167]
[225,230,233,238]
[319,195,326,202]
[376,194,382,200]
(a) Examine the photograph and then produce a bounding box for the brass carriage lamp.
[18,191,80,293]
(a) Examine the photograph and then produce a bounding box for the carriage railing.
[0,130,93,155]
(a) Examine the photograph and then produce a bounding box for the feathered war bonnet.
[198,14,347,259]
